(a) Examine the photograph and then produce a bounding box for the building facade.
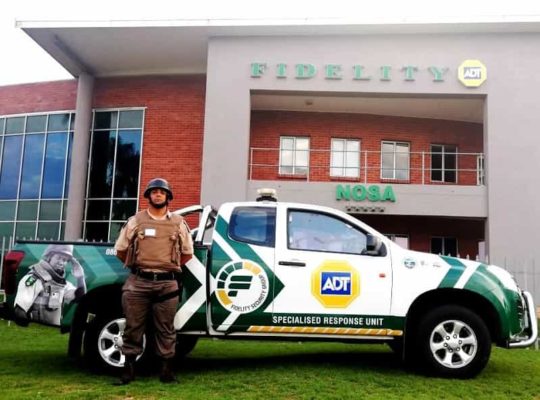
[1,19,539,301]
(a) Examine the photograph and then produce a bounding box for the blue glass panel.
[15,222,36,239]
[64,132,73,195]
[26,115,47,133]
[0,222,14,237]
[48,113,70,131]
[20,134,45,199]
[88,130,115,197]
[39,200,62,220]
[94,111,118,130]
[0,135,23,199]
[17,201,38,220]
[0,201,16,220]
[42,132,68,199]
[118,110,143,129]
[6,117,25,134]
[114,130,141,198]
[37,222,60,240]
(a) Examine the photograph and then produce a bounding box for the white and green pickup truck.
[1,193,537,378]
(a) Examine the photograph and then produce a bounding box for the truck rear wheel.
[415,305,491,378]
[83,312,146,371]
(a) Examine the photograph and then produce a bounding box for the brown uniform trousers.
[121,274,179,359]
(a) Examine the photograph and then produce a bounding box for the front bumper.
[509,291,538,348]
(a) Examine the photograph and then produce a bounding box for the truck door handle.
[278,261,306,267]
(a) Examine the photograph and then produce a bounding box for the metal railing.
[249,148,485,186]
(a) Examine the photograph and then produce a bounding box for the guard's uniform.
[14,260,77,326]
[115,210,193,359]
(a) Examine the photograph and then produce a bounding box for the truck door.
[209,204,276,333]
[271,206,393,334]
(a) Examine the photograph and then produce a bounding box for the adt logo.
[458,60,487,88]
[321,272,352,295]
[311,260,360,308]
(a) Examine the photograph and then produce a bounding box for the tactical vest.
[131,210,184,272]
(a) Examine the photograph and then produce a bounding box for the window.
[331,138,360,178]
[431,144,457,183]
[229,207,276,247]
[0,112,74,240]
[381,141,410,180]
[385,234,409,249]
[288,210,367,254]
[279,136,309,176]
[431,237,458,257]
[84,109,144,242]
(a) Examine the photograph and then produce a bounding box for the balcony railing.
[249,148,485,186]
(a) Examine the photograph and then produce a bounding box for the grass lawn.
[0,320,538,400]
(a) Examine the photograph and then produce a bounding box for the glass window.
[119,110,143,129]
[17,201,38,220]
[288,210,367,254]
[88,130,115,197]
[20,134,45,199]
[42,133,68,198]
[39,200,62,220]
[37,222,60,240]
[48,113,70,132]
[109,222,124,242]
[85,222,109,242]
[94,111,118,130]
[331,138,360,178]
[26,115,47,133]
[86,200,111,221]
[0,118,5,134]
[15,222,36,238]
[114,130,142,197]
[431,144,457,183]
[431,237,458,257]
[64,132,73,195]
[279,136,309,176]
[0,201,16,220]
[112,200,137,221]
[381,141,410,180]
[0,222,14,237]
[229,207,276,247]
[5,117,25,134]
[0,135,23,199]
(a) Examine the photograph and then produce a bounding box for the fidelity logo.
[215,260,269,314]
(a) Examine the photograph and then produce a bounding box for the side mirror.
[364,234,386,256]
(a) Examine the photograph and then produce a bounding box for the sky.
[1,0,540,86]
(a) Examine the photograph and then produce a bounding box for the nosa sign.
[336,184,396,202]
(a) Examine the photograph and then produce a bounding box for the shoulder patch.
[25,275,37,287]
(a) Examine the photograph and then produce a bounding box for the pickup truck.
[0,194,537,378]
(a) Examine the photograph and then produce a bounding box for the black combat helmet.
[144,178,173,200]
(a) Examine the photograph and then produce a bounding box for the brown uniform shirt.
[114,209,194,271]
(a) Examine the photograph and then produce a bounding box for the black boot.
[159,358,177,383]
[118,355,136,385]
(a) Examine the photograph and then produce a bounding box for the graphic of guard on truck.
[0,189,537,378]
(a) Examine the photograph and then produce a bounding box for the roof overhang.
[18,16,540,78]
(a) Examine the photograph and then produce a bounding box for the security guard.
[114,178,193,384]
[14,244,86,326]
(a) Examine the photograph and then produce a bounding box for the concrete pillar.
[64,73,94,240]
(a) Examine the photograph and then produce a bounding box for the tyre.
[83,312,146,371]
[414,305,491,378]
[175,335,198,358]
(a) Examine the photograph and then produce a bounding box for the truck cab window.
[288,210,367,254]
[229,207,276,247]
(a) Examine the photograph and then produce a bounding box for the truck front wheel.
[83,313,146,371]
[415,305,491,378]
